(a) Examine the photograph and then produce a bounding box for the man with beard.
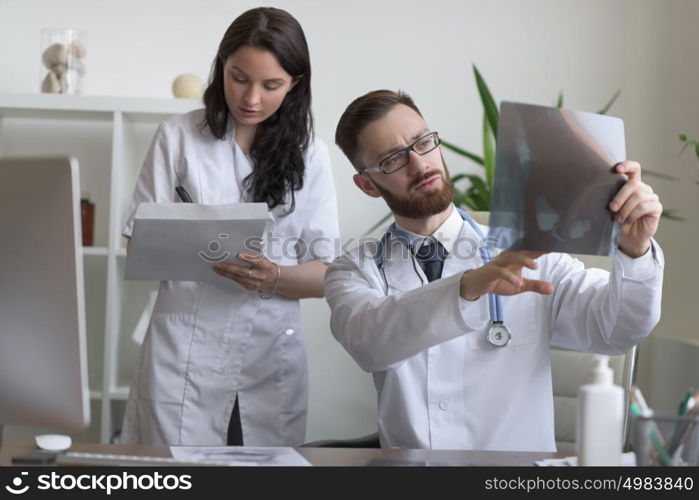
[326,90,664,451]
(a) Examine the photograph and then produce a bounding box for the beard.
[374,164,454,219]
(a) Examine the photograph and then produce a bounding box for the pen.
[629,402,674,466]
[678,389,695,416]
[630,385,652,415]
[175,185,193,203]
[667,391,698,458]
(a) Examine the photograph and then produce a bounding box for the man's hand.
[610,161,662,258]
[459,250,554,301]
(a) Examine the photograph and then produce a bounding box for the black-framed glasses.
[362,131,441,174]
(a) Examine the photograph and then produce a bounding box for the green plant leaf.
[473,64,499,137]
[453,192,474,211]
[440,139,484,166]
[556,92,564,108]
[451,173,490,209]
[482,114,496,197]
[695,142,699,159]
[679,140,692,156]
[679,133,687,141]
[467,177,490,208]
[597,88,621,115]
[449,173,471,184]
[461,192,484,211]
[642,169,676,181]
[661,209,685,221]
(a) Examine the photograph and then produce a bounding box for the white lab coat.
[120,109,339,446]
[326,205,663,451]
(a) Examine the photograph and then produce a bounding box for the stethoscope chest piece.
[487,321,512,347]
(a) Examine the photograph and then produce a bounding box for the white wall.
[2,0,697,440]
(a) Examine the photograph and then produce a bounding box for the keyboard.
[56,451,230,467]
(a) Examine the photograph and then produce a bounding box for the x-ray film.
[488,101,627,256]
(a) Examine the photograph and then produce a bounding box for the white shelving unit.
[0,93,201,443]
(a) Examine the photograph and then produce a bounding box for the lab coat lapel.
[382,237,425,294]
[441,218,485,277]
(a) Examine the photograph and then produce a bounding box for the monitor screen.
[0,156,90,439]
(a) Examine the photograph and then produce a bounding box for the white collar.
[394,204,463,255]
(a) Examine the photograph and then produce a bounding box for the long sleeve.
[547,240,664,354]
[325,250,488,372]
[296,140,340,264]
[122,121,179,238]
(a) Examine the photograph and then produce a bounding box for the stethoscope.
[374,207,512,347]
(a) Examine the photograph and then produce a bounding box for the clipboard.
[124,202,269,283]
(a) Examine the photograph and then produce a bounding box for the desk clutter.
[630,386,699,466]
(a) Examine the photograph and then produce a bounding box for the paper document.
[488,101,626,256]
[125,202,268,283]
[535,451,636,466]
[169,446,312,466]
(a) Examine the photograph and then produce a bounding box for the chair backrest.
[550,345,638,453]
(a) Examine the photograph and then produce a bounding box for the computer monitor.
[0,156,90,444]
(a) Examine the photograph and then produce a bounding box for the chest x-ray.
[488,101,627,256]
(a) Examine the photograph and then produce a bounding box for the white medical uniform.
[120,109,339,446]
[326,205,663,451]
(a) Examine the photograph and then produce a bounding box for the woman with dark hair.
[120,7,339,446]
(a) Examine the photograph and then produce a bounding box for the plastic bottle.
[577,355,624,465]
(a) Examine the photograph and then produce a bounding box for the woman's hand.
[213,252,279,292]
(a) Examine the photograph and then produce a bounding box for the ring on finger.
[249,268,254,280]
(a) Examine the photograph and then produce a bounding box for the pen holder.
[631,413,699,466]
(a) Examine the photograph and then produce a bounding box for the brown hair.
[335,90,422,171]
[202,7,312,213]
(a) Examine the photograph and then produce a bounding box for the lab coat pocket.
[467,296,541,350]
[137,312,195,403]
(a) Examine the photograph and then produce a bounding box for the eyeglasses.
[361,131,441,175]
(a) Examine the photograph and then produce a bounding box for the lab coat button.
[439,401,448,410]
[284,329,294,336]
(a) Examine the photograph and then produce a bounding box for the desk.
[0,442,561,466]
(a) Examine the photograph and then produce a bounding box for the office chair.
[551,345,638,453]
[303,346,638,451]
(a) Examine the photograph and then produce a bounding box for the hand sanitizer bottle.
[577,355,624,465]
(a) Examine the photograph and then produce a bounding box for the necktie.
[414,240,447,282]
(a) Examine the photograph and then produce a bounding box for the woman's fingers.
[213,262,260,287]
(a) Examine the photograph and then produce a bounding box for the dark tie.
[414,240,447,282]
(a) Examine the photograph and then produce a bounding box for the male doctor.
[327,90,664,451]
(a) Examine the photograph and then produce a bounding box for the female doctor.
[120,7,339,446]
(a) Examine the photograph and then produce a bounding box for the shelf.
[90,389,130,400]
[1,95,187,443]
[81,246,109,256]
[0,92,201,121]
[91,387,130,401]
[109,387,130,400]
